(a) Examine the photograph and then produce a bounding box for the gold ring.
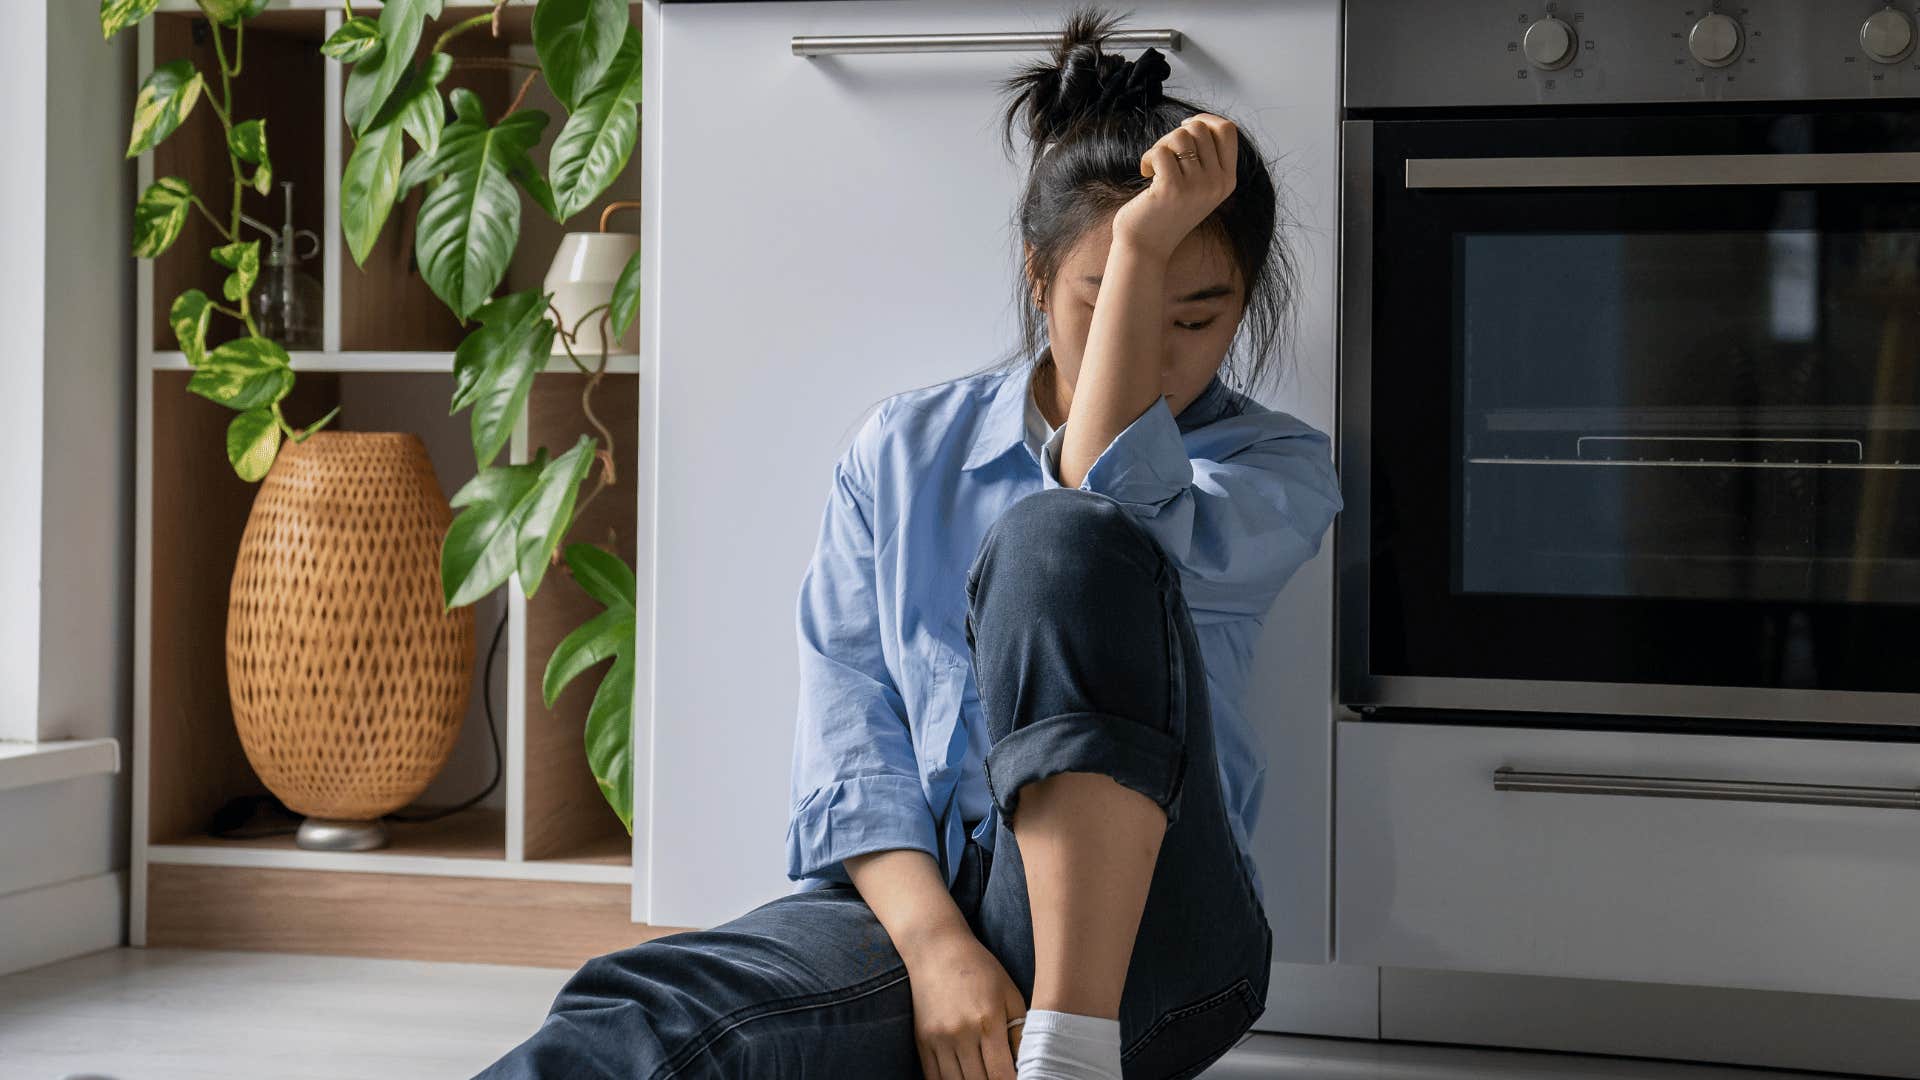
[1175,150,1199,160]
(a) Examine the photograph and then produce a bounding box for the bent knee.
[968,489,1169,606]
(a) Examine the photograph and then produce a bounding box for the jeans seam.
[1119,976,1256,1064]
[649,966,911,1080]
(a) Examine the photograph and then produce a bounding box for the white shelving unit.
[129,0,655,967]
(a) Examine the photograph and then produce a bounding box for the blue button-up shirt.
[786,362,1342,906]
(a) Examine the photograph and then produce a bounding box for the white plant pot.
[545,231,641,356]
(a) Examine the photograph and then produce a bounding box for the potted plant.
[110,0,644,841]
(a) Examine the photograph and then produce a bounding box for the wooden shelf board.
[530,829,634,868]
[148,806,630,884]
[149,350,640,374]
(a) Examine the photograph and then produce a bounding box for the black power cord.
[208,608,510,839]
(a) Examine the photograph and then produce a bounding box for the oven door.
[1340,111,1920,726]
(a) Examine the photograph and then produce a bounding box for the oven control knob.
[1522,16,1577,70]
[1688,12,1743,67]
[1861,8,1916,64]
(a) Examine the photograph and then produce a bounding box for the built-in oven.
[1339,0,1920,726]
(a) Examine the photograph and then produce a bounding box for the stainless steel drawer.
[1335,719,1920,1000]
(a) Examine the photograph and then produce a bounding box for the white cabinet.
[641,0,1341,958]
[1337,719,1920,1000]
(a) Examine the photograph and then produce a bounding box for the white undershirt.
[1023,364,1058,466]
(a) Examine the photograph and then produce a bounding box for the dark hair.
[985,3,1300,400]
[851,4,1299,439]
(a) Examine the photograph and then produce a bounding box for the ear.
[1023,244,1046,310]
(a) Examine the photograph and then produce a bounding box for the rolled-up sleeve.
[787,403,939,887]
[1040,395,1343,621]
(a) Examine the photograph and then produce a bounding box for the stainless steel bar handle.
[1493,767,1920,810]
[793,29,1182,57]
[1406,152,1920,190]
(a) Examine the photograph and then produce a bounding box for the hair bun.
[1096,47,1170,112]
[997,5,1171,161]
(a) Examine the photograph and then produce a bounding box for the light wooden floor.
[0,948,1866,1080]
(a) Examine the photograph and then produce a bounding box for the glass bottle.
[244,182,322,351]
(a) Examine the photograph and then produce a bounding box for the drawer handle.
[792,29,1184,57]
[1493,768,1920,810]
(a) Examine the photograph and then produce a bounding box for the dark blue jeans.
[474,488,1273,1080]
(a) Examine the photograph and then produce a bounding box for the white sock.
[1015,1007,1123,1080]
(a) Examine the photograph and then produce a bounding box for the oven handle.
[1407,152,1920,189]
[1492,767,1920,809]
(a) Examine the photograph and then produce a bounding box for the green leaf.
[564,541,635,611]
[543,607,628,709]
[211,240,260,303]
[533,0,626,111]
[396,52,453,156]
[228,119,272,196]
[198,0,272,25]
[127,61,204,158]
[607,247,642,340]
[450,289,555,466]
[132,176,193,258]
[226,407,281,482]
[187,336,293,411]
[547,26,642,221]
[228,119,266,164]
[343,0,442,137]
[583,649,635,833]
[320,15,382,63]
[169,289,214,365]
[543,542,638,834]
[442,455,544,608]
[341,120,404,267]
[413,90,549,320]
[513,435,595,596]
[101,0,159,39]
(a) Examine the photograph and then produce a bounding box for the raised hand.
[1110,113,1239,262]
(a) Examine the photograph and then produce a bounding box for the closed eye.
[1177,318,1218,332]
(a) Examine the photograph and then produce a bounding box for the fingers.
[983,1021,1019,1080]
[1140,113,1239,195]
[1191,113,1239,191]
[1177,116,1221,175]
[938,1045,970,1080]
[957,1040,991,1080]
[1141,142,1182,181]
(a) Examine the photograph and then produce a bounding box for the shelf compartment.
[149,9,329,353]
[147,372,516,850]
[521,373,639,864]
[337,12,516,351]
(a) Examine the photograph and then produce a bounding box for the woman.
[475,6,1340,1079]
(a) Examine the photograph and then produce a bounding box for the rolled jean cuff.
[983,710,1188,827]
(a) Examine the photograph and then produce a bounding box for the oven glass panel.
[1366,111,1920,693]
[1458,225,1920,605]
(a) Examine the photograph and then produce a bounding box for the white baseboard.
[1253,960,1380,1039]
[0,869,126,976]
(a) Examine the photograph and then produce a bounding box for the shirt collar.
[961,361,1233,473]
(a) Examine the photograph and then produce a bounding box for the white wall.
[0,0,137,972]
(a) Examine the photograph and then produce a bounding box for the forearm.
[844,848,975,964]
[1055,239,1171,489]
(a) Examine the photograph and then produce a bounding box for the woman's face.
[1028,214,1244,421]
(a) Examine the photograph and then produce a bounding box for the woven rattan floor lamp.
[226,431,477,851]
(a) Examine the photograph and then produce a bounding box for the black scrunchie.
[1094,46,1171,112]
